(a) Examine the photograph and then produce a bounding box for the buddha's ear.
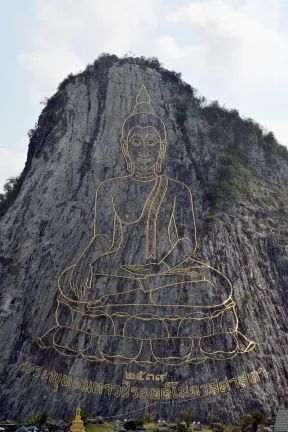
[120,138,128,155]
[160,140,167,157]
[120,138,133,173]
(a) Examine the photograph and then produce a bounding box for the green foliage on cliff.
[203,214,217,232]
[0,175,24,214]
[262,196,276,207]
[175,102,190,126]
[207,152,252,208]
[201,100,288,160]
[244,292,256,304]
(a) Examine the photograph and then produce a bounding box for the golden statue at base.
[37,85,256,366]
[70,407,85,432]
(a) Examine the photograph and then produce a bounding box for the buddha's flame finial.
[133,85,155,115]
[136,85,151,104]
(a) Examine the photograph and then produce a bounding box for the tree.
[144,413,154,424]
[213,424,224,432]
[27,129,35,139]
[176,424,187,432]
[25,411,38,427]
[3,177,18,193]
[0,175,22,209]
[27,122,38,139]
[40,97,49,106]
[80,412,92,424]
[179,410,195,423]
[250,411,266,432]
[264,131,276,144]
[123,420,144,431]
[207,414,220,425]
[38,409,50,426]
[237,414,252,432]
[124,50,136,58]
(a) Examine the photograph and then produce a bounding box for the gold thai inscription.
[19,361,269,402]
[125,371,167,381]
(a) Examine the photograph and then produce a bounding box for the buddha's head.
[120,85,167,173]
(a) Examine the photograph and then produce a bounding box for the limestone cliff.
[0,54,288,422]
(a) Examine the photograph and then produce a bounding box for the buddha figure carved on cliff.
[37,85,256,366]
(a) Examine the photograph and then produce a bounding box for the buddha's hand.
[121,262,170,277]
[70,260,93,300]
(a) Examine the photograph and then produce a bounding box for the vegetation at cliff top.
[55,52,286,163]
[57,53,194,94]
[43,52,288,168]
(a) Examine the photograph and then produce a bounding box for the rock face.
[0,55,288,421]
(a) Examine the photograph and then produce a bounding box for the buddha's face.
[127,126,162,171]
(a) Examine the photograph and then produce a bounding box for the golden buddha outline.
[36,85,256,366]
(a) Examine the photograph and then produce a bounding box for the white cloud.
[19,0,163,102]
[166,0,288,89]
[160,0,288,145]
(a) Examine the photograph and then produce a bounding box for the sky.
[1,0,288,191]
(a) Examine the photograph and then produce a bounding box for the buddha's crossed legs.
[37,259,255,365]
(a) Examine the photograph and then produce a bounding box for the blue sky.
[1,0,288,191]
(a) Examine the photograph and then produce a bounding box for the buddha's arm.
[79,182,115,263]
[91,181,118,258]
[70,181,115,298]
[161,183,197,269]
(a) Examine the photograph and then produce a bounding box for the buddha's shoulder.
[96,175,131,193]
[166,177,193,195]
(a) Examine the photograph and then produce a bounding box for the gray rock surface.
[0,55,288,422]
